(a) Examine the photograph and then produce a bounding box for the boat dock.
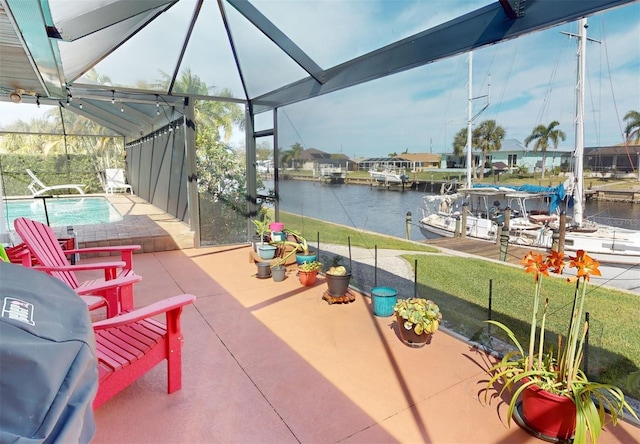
[586,188,640,203]
[422,236,540,266]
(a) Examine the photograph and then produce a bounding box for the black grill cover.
[0,262,97,443]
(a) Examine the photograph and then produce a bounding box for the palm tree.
[524,120,566,180]
[278,147,291,168]
[453,127,472,177]
[474,120,505,180]
[289,142,304,169]
[623,110,640,144]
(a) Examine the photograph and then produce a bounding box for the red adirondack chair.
[13,217,142,318]
[92,293,196,409]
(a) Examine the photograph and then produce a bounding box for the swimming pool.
[3,197,123,228]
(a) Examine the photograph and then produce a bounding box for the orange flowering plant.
[485,250,637,443]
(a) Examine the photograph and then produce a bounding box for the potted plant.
[393,297,442,348]
[269,252,290,282]
[485,250,638,443]
[323,255,352,298]
[271,263,287,282]
[283,229,316,264]
[252,217,270,246]
[297,260,323,286]
[252,218,277,259]
[255,261,271,279]
[269,221,285,242]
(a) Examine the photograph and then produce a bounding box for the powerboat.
[369,169,410,185]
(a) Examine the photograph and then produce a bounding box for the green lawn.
[275,211,438,252]
[273,211,640,398]
[400,254,639,397]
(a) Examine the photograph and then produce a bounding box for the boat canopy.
[472,183,569,212]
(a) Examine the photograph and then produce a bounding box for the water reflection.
[265,180,638,242]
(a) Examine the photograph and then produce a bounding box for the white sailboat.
[419,27,640,267]
[418,52,564,247]
[562,18,640,266]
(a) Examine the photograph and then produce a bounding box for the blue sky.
[272,2,640,158]
[1,1,638,160]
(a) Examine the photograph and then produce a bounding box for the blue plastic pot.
[371,287,398,317]
[296,253,317,265]
[257,245,277,260]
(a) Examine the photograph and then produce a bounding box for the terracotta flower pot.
[298,270,317,286]
[396,315,432,348]
[520,382,576,440]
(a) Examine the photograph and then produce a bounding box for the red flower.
[568,250,601,282]
[545,249,566,275]
[521,251,549,282]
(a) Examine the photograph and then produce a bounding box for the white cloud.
[3,1,638,161]
[274,3,640,157]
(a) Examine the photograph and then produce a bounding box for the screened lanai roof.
[0,0,636,141]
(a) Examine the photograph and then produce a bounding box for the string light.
[120,102,124,113]
[111,90,115,104]
[79,99,83,109]
[156,95,160,115]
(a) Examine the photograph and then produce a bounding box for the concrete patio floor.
[86,245,640,443]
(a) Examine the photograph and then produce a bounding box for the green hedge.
[1,154,102,196]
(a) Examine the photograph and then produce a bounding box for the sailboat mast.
[466,51,473,188]
[573,18,587,226]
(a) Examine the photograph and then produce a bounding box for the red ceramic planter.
[521,382,576,440]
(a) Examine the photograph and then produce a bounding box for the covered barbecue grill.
[0,262,97,443]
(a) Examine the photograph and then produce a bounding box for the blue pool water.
[3,197,123,228]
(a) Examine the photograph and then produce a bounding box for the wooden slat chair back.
[92,293,196,409]
[14,217,142,317]
[15,218,82,287]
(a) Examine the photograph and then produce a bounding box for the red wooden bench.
[92,293,196,409]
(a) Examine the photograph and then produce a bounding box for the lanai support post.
[184,97,200,248]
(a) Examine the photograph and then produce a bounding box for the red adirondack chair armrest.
[93,294,196,330]
[33,261,126,272]
[73,273,142,296]
[32,261,127,280]
[15,247,32,267]
[65,245,140,270]
[81,295,108,311]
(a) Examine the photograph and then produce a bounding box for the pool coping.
[4,193,195,255]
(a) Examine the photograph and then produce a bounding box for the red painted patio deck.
[86,245,640,443]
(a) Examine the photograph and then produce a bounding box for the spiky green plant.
[485,250,638,443]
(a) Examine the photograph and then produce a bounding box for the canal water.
[266,179,639,243]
